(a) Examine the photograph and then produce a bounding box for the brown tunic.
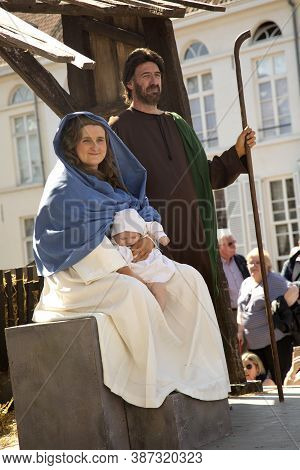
[111,108,247,295]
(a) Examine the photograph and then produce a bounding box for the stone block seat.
[5,317,232,450]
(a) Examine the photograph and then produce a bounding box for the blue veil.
[33,112,160,276]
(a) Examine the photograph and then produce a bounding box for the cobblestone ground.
[1,387,300,451]
[200,387,300,450]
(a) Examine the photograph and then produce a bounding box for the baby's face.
[114,231,141,247]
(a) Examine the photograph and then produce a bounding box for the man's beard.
[134,81,161,105]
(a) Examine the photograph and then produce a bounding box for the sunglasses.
[244,363,253,370]
[228,241,236,247]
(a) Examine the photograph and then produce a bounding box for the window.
[184,41,209,61]
[253,22,282,42]
[186,73,218,148]
[269,178,299,270]
[213,177,266,258]
[10,85,34,105]
[22,217,35,264]
[214,189,228,229]
[256,54,291,139]
[12,114,43,185]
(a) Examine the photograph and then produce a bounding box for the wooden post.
[62,15,97,109]
[16,268,25,325]
[0,270,9,371]
[4,271,15,328]
[142,17,192,125]
[25,266,35,324]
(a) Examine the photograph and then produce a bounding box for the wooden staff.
[234,30,284,402]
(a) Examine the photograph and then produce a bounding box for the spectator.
[237,248,298,384]
[281,238,300,288]
[242,352,275,386]
[218,229,249,314]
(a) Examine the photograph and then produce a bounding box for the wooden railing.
[0,264,43,371]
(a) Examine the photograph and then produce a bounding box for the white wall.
[0,59,65,269]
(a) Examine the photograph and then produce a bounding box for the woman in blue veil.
[33,112,230,408]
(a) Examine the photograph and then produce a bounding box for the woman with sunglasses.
[242,352,275,386]
[237,248,299,384]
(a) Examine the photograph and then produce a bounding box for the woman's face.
[243,359,258,380]
[75,125,107,170]
[247,255,262,283]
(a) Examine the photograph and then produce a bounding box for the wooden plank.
[0,7,95,69]
[4,0,36,4]
[25,266,34,323]
[162,0,226,11]
[142,17,192,124]
[38,277,44,300]
[0,46,78,117]
[0,270,9,371]
[90,31,122,105]
[66,0,174,15]
[62,15,96,108]
[1,1,184,18]
[15,268,25,326]
[0,27,76,62]
[4,271,15,328]
[80,17,145,48]
[91,98,126,120]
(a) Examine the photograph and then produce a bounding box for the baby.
[111,208,175,311]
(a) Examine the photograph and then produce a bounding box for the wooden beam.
[0,28,75,63]
[0,7,95,68]
[80,17,145,47]
[165,0,226,11]
[65,0,177,16]
[0,46,78,117]
[3,0,224,12]
[62,15,96,108]
[90,98,126,120]
[1,1,185,18]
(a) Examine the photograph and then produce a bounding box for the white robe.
[33,236,230,408]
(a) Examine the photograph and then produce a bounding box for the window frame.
[21,216,35,265]
[11,111,43,186]
[267,176,300,271]
[185,71,219,149]
[254,52,292,141]
[183,41,209,61]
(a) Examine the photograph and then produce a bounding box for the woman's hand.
[284,284,299,307]
[235,127,256,158]
[131,236,155,262]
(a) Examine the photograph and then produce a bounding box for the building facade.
[174,0,300,270]
[0,58,64,269]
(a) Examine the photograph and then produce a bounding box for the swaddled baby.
[111,209,175,311]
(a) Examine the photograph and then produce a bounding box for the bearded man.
[110,48,256,298]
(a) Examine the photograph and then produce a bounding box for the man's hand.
[235,127,256,158]
[131,236,155,262]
